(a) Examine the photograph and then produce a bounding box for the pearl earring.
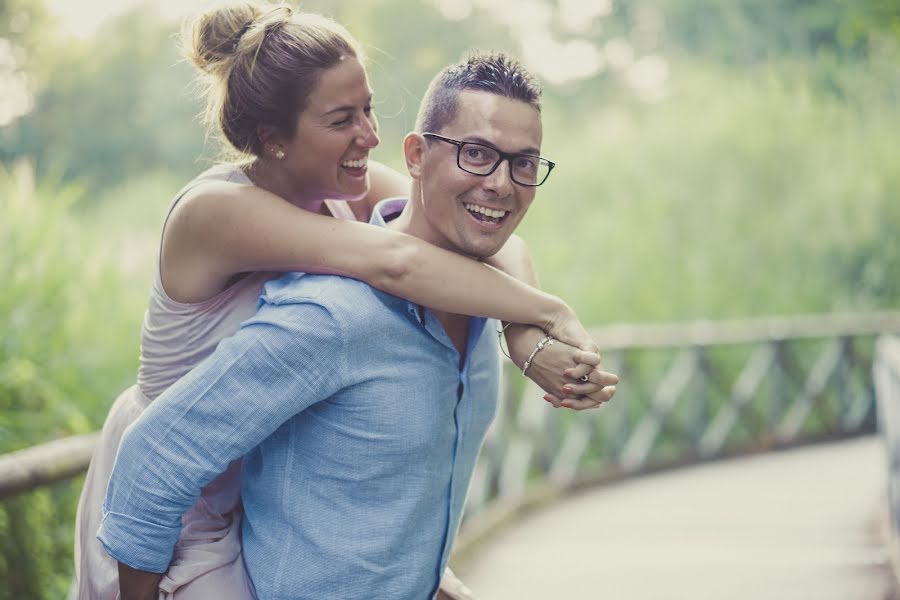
[274,149,286,160]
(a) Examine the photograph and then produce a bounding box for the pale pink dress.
[73,163,357,599]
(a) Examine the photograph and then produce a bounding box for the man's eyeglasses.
[422,133,555,187]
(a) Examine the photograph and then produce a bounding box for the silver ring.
[580,374,590,383]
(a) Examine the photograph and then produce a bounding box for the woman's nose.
[357,113,380,149]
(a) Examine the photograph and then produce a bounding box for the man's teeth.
[342,159,367,168]
[464,203,508,219]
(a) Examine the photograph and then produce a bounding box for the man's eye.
[332,117,351,127]
[514,157,537,172]
[464,147,485,160]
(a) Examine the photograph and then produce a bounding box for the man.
[98,52,615,599]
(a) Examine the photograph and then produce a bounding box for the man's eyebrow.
[465,135,541,156]
[321,94,374,117]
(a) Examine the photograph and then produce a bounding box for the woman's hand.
[504,324,617,410]
[542,302,600,355]
[545,364,618,410]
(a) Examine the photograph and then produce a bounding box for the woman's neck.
[241,159,324,213]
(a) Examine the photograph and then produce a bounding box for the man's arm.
[98,296,347,586]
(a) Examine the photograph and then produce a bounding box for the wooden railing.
[2,312,899,534]
[0,433,97,499]
[875,333,900,584]
[453,310,900,558]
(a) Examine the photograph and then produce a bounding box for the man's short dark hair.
[416,51,542,134]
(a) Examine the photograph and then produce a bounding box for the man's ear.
[403,133,426,180]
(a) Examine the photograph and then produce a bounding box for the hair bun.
[181,3,360,158]
[183,2,266,77]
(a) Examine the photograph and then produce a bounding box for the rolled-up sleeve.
[97,299,347,571]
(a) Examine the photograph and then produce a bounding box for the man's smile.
[463,201,510,227]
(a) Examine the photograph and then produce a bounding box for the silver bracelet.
[497,322,514,360]
[521,334,554,376]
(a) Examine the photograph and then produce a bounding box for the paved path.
[456,436,898,600]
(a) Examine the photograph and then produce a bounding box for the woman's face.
[279,56,379,203]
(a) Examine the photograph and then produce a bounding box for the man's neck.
[384,199,470,364]
[384,198,437,249]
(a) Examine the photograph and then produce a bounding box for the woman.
[74,3,615,599]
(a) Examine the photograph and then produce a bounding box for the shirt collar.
[368,198,424,322]
[369,197,490,352]
[369,197,408,228]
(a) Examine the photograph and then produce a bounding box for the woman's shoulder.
[174,162,252,205]
[158,163,263,303]
[194,162,252,186]
[164,164,254,229]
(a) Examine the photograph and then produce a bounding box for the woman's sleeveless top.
[136,163,356,400]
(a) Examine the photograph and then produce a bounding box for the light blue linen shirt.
[98,198,500,600]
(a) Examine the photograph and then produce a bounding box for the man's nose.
[482,158,515,197]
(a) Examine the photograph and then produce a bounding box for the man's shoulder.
[256,272,415,335]
[250,272,413,353]
[260,272,377,312]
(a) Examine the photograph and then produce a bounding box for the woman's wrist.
[538,294,571,333]
[504,324,546,370]
[541,297,585,348]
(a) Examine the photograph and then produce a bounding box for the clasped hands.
[504,323,618,410]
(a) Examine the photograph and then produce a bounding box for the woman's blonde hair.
[183,2,361,156]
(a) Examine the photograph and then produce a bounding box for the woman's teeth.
[342,159,367,169]
[464,203,509,223]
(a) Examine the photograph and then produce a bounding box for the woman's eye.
[332,117,351,127]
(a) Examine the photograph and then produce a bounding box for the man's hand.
[504,324,618,410]
[118,562,163,600]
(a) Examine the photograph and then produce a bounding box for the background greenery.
[1,0,899,597]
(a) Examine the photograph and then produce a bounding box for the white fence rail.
[875,335,900,539]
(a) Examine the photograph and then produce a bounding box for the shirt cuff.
[96,507,181,573]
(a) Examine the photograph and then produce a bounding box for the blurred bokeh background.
[2,0,899,597]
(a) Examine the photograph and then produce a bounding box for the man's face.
[409,90,542,258]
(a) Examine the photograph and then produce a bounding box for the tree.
[1,5,207,195]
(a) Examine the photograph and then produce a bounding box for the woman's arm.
[161,178,591,348]
[485,234,617,409]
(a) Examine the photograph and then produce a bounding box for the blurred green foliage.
[0,162,155,599]
[532,56,900,322]
[1,0,899,598]
[0,6,209,190]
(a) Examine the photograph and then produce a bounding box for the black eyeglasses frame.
[422,133,555,187]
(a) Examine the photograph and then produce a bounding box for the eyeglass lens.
[459,143,550,186]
